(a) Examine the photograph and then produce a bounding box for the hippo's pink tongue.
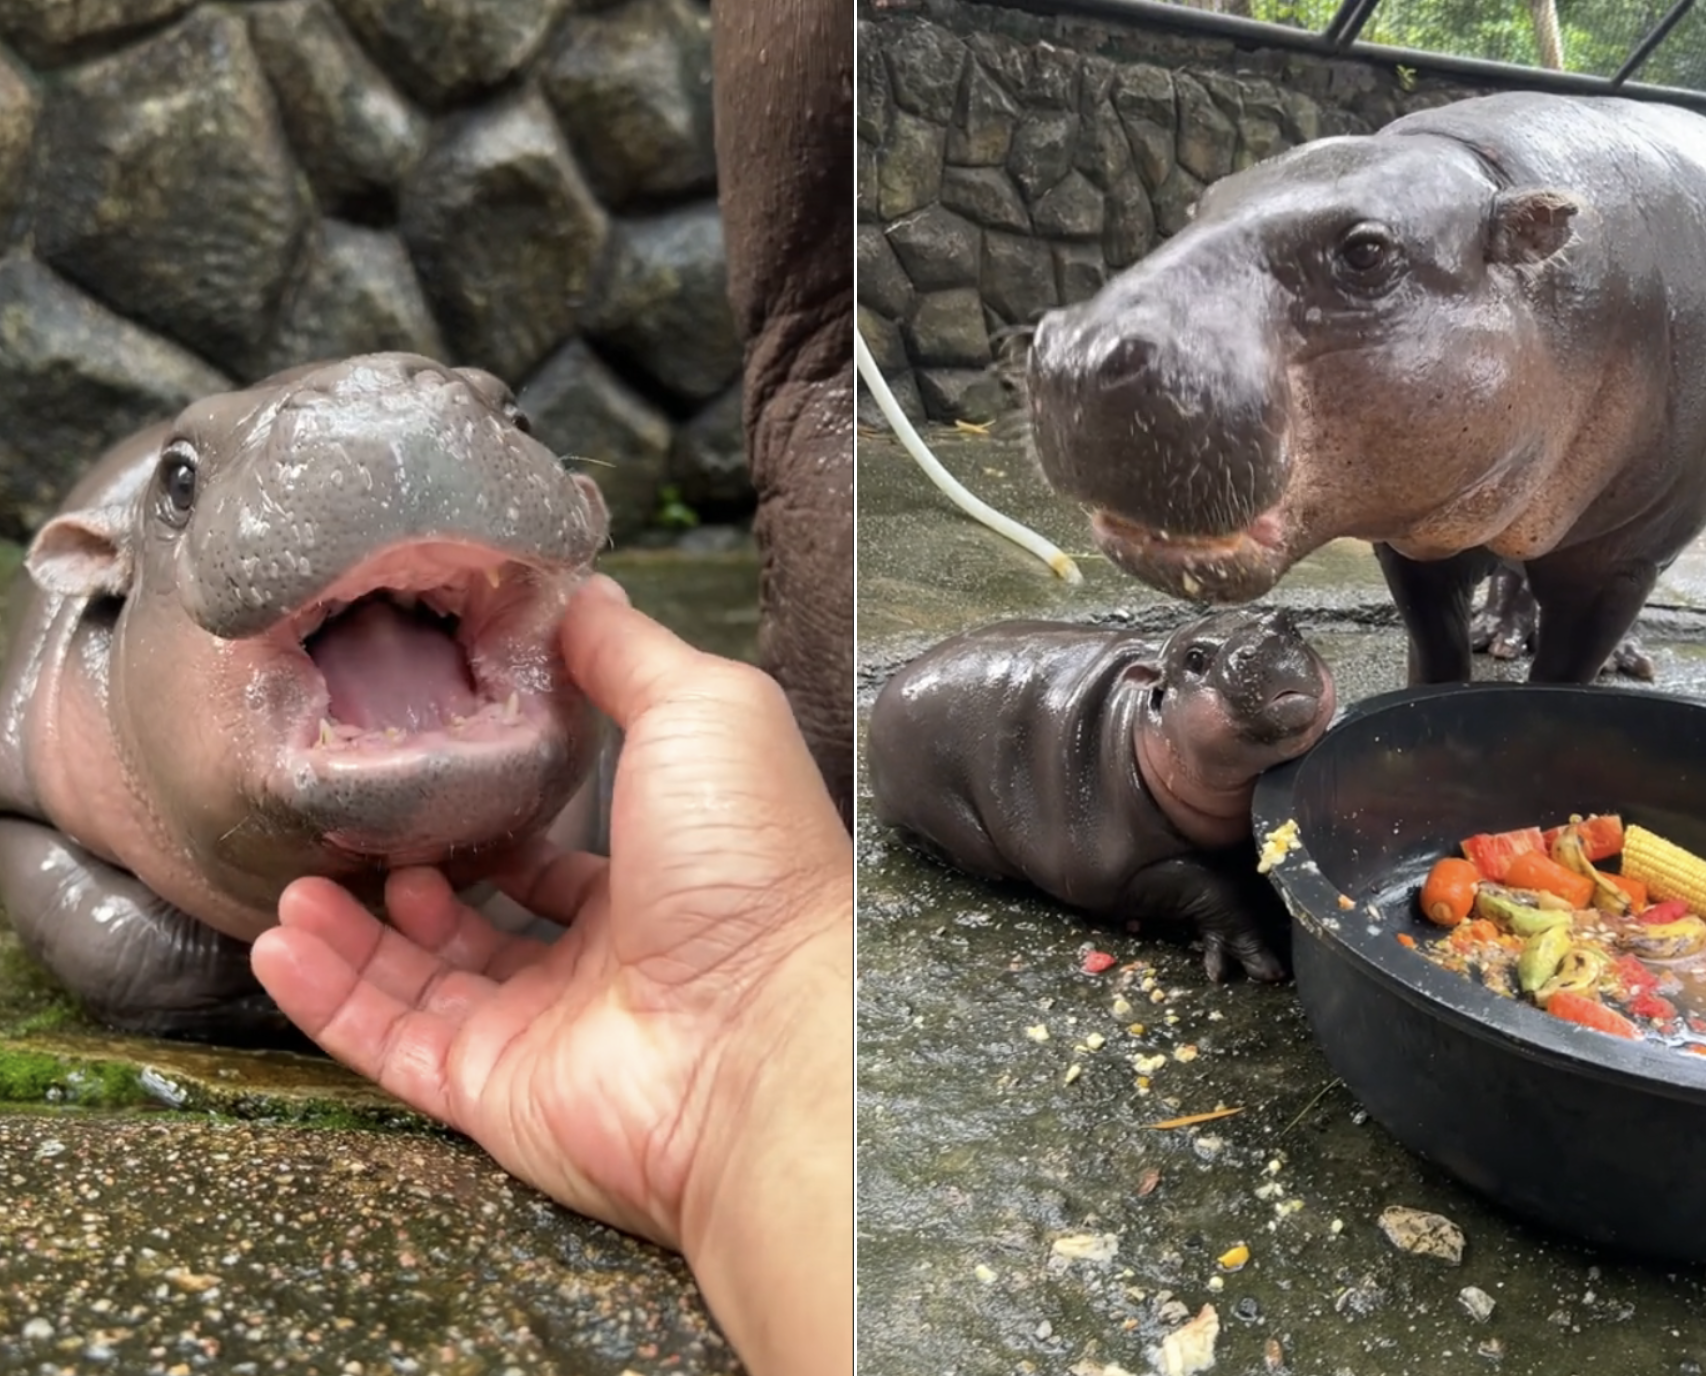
[308,599,482,733]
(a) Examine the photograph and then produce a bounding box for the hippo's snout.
[1211,610,1335,749]
[179,356,607,641]
[1027,262,1296,603]
[127,353,613,872]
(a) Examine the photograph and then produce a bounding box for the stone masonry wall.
[857,0,1495,423]
[0,0,751,545]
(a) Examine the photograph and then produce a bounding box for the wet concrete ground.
[0,541,761,1376]
[855,426,1706,1376]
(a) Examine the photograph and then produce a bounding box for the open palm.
[250,576,851,1254]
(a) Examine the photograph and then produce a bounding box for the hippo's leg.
[1133,855,1289,985]
[1471,565,1655,680]
[1525,552,1660,684]
[0,819,293,1044]
[1374,544,1498,684]
[711,0,854,826]
[1469,565,1538,660]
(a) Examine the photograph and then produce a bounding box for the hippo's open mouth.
[1090,508,1293,604]
[261,540,589,863]
[278,542,570,753]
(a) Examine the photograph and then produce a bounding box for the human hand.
[250,573,853,1375]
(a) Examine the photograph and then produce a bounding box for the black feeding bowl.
[1252,682,1706,1263]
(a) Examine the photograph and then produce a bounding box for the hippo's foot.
[1469,567,1538,660]
[0,820,302,1047]
[1473,568,1655,680]
[1134,855,1290,984]
[1604,636,1657,681]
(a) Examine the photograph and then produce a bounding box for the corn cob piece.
[1622,825,1706,911]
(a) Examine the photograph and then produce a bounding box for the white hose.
[854,327,1083,585]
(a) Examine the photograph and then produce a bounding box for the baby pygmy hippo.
[867,609,1336,981]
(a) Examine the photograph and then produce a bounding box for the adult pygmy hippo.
[0,353,609,1040]
[867,610,1335,981]
[1026,92,1706,686]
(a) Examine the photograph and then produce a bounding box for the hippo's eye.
[1336,225,1395,277]
[1183,644,1211,675]
[156,446,198,526]
[505,403,533,436]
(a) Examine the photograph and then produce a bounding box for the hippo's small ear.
[1488,188,1581,267]
[25,504,136,599]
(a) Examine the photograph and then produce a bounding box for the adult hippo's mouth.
[261,539,591,866]
[1089,506,1294,604]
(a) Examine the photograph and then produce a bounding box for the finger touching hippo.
[1026,91,1706,687]
[0,353,610,1040]
[868,610,1336,982]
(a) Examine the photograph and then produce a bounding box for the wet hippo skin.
[867,610,1336,982]
[1026,91,1706,687]
[0,353,610,1041]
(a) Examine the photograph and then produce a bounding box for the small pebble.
[1459,1286,1497,1322]
[1035,1320,1053,1340]
[21,1318,53,1341]
[1233,1296,1261,1322]
[974,1264,997,1285]
[1377,1205,1465,1265]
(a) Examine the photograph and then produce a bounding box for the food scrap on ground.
[1377,1206,1466,1265]
[1148,1106,1243,1130]
[1155,1303,1220,1376]
[1081,949,1118,974]
[1050,1232,1120,1264]
[1410,813,1706,1054]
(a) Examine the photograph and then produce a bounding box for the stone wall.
[857,0,1492,423]
[0,0,751,545]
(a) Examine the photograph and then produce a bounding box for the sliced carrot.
[1503,851,1595,908]
[1541,814,1625,863]
[1605,873,1647,909]
[1449,918,1502,951]
[1419,857,1480,927]
[1395,932,1417,949]
[1547,991,1640,1040]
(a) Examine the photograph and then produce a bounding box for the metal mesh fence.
[1145,0,1704,90]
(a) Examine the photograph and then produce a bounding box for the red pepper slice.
[1626,989,1678,1023]
[1540,814,1625,862]
[1460,827,1547,882]
[1612,954,1659,995]
[1637,899,1691,926]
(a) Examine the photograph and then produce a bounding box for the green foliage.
[653,484,701,531]
[1244,0,1703,90]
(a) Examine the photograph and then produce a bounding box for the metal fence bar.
[1612,0,1695,85]
[971,0,1706,113]
[1330,0,1383,50]
[1321,0,1364,45]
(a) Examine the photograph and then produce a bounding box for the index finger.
[558,573,718,731]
